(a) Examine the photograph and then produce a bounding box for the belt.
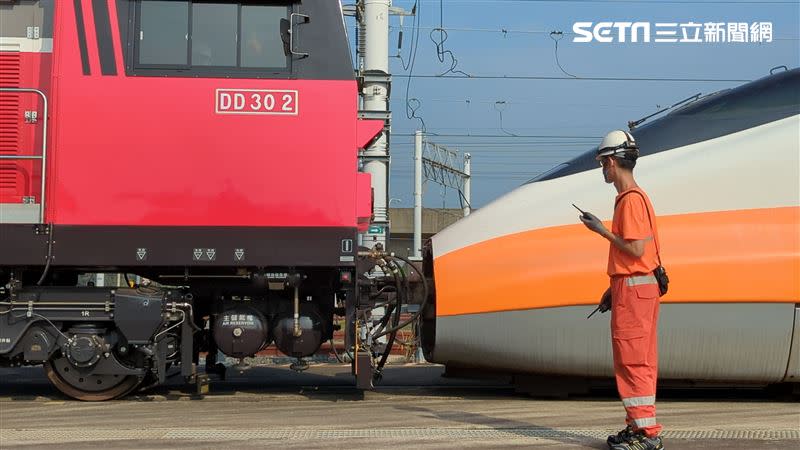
[625,274,657,287]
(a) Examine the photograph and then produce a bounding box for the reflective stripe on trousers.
[622,395,656,408]
[611,276,662,438]
[632,417,658,428]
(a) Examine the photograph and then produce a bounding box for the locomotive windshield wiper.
[628,92,702,130]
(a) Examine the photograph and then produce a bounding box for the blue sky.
[347,0,800,208]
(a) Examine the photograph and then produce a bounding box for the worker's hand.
[579,211,608,235]
[598,288,612,313]
[587,288,612,319]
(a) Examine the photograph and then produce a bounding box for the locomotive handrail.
[0,87,48,224]
[289,13,310,58]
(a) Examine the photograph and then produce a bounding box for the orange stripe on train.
[433,206,800,317]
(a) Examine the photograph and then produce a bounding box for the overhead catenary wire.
[429,0,470,77]
[391,25,567,35]
[380,3,795,203]
[402,0,426,131]
[396,3,417,71]
[408,98,655,107]
[490,101,517,137]
[549,31,578,78]
[390,25,800,41]
[393,144,595,149]
[394,132,600,138]
[384,6,794,136]
[394,74,753,82]
[427,0,799,4]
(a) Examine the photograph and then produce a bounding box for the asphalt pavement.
[1,364,797,449]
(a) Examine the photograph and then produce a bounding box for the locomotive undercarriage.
[0,250,427,401]
[0,281,197,400]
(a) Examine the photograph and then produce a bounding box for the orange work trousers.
[610,275,662,438]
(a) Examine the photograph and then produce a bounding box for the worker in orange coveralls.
[579,130,664,450]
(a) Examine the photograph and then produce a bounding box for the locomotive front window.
[241,5,288,68]
[134,0,290,74]
[138,1,189,66]
[191,3,238,67]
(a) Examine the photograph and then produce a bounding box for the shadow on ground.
[0,364,794,404]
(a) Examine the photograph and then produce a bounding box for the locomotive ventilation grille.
[0,51,21,194]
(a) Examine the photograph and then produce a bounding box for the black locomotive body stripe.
[0,225,359,267]
[73,0,91,75]
[92,0,118,75]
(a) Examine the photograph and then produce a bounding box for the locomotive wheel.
[44,356,142,401]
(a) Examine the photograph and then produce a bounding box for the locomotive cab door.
[0,87,48,224]
[0,0,53,225]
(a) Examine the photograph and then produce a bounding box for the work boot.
[607,425,634,446]
[608,431,664,450]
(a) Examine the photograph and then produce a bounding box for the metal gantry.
[412,131,471,259]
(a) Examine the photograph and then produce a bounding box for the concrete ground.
[0,364,797,449]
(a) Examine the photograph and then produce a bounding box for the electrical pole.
[345,2,414,347]
[412,130,423,260]
[361,0,390,253]
[346,0,413,251]
[463,154,471,216]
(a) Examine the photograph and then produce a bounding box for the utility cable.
[403,1,426,131]
[394,132,600,138]
[391,25,799,41]
[36,225,54,286]
[394,74,752,82]
[429,0,470,77]
[493,101,517,136]
[457,189,472,211]
[550,31,578,78]
[435,0,799,4]
[397,1,419,71]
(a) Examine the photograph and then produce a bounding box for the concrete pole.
[362,0,391,250]
[361,0,392,344]
[463,153,471,217]
[412,131,423,260]
[363,0,389,70]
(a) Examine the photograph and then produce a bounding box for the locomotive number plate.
[215,89,298,116]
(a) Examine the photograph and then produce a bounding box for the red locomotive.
[0,0,400,400]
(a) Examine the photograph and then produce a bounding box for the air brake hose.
[372,255,429,339]
[372,302,397,338]
[330,339,350,363]
[374,259,406,375]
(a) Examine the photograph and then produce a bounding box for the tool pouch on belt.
[653,265,669,296]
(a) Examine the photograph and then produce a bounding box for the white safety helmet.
[596,130,639,160]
